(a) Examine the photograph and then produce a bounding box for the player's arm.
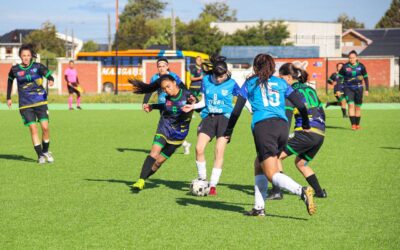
[6,68,15,108]
[285,99,295,128]
[337,66,345,80]
[361,64,369,93]
[181,93,205,113]
[38,64,54,86]
[286,91,310,130]
[327,74,336,85]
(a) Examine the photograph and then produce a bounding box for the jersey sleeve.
[360,63,368,78]
[190,66,196,77]
[238,81,249,100]
[338,66,346,79]
[38,63,53,79]
[232,80,241,96]
[328,73,336,83]
[284,82,294,98]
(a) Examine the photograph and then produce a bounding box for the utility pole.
[171,0,176,50]
[65,28,68,58]
[114,0,119,95]
[108,14,112,51]
[72,29,75,59]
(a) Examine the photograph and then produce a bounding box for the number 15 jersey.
[239,75,293,129]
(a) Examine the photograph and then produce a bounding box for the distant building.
[0,29,83,60]
[211,20,342,57]
[342,28,400,57]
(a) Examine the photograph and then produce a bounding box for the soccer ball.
[190,179,210,196]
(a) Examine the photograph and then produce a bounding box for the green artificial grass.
[0,108,399,249]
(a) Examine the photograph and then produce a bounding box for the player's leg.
[345,88,357,129]
[68,86,74,110]
[244,157,268,216]
[295,157,326,198]
[37,105,53,163]
[132,135,164,190]
[75,88,82,110]
[355,87,363,129]
[208,136,228,195]
[338,93,347,118]
[195,133,211,180]
[266,151,288,200]
[182,140,191,155]
[146,143,180,178]
[21,108,45,163]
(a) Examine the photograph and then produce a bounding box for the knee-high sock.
[68,96,73,108]
[254,175,268,210]
[272,172,302,196]
[196,161,206,180]
[139,156,156,180]
[77,96,81,107]
[210,168,222,187]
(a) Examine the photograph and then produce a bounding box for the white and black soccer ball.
[190,179,210,196]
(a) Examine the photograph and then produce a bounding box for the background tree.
[199,2,237,22]
[23,21,65,56]
[376,0,400,28]
[82,40,99,52]
[336,13,365,30]
[223,21,290,46]
[117,0,167,49]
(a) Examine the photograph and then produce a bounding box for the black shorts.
[67,83,81,96]
[253,118,289,162]
[284,131,324,162]
[20,105,49,126]
[344,86,363,106]
[153,134,181,159]
[198,114,229,140]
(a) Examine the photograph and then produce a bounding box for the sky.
[0,0,392,44]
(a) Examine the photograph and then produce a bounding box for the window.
[344,41,354,46]
[6,47,12,54]
[335,35,341,49]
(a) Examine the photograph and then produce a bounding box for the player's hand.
[7,99,12,109]
[143,104,152,113]
[365,90,369,96]
[48,80,54,87]
[182,104,194,113]
[187,95,196,104]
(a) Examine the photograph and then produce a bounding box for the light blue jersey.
[239,75,294,129]
[150,71,183,104]
[200,74,240,119]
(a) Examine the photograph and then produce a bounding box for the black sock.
[34,144,43,157]
[355,117,361,125]
[329,101,340,106]
[147,169,157,178]
[350,116,356,125]
[139,156,156,179]
[306,174,323,195]
[341,108,347,116]
[42,140,50,153]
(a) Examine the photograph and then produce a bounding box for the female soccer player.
[224,54,316,216]
[338,50,369,130]
[65,60,82,110]
[130,75,196,190]
[268,63,327,200]
[182,56,249,196]
[189,56,205,97]
[142,58,192,154]
[6,44,55,164]
[325,62,347,118]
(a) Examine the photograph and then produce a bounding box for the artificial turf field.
[0,106,399,249]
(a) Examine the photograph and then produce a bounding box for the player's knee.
[149,151,160,159]
[195,145,205,155]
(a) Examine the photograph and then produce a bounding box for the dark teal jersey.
[337,62,368,88]
[8,62,52,109]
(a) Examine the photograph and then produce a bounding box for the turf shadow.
[218,183,253,195]
[380,146,400,150]
[325,125,349,130]
[116,148,151,154]
[176,197,246,213]
[84,178,159,194]
[0,154,36,163]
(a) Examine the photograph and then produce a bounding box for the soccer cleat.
[38,156,46,164]
[208,186,217,196]
[301,186,316,215]
[43,152,54,163]
[132,178,145,190]
[244,208,265,217]
[267,189,283,200]
[343,114,348,118]
[183,142,191,155]
[69,107,74,110]
[77,106,82,110]
[315,189,327,198]
[356,125,361,130]
[351,125,357,130]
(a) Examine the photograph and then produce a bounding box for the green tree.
[177,15,223,55]
[82,40,99,52]
[117,0,167,49]
[223,21,290,46]
[23,21,65,57]
[376,0,400,28]
[199,2,237,22]
[337,13,365,30]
